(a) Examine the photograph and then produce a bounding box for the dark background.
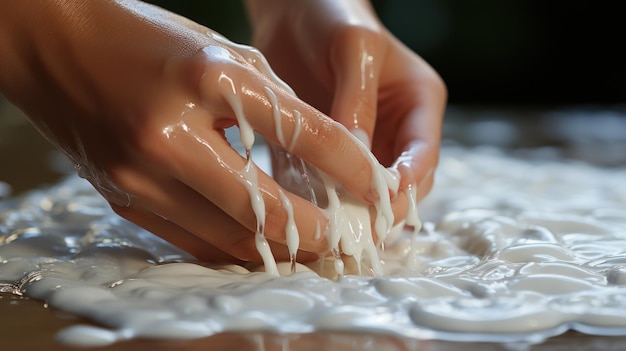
[146,0,625,107]
[2,1,625,195]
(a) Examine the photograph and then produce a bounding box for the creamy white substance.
[204,33,398,278]
[1,146,626,347]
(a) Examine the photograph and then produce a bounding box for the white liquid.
[2,146,626,347]
[209,36,397,279]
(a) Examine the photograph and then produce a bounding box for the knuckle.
[199,63,225,103]
[423,69,448,104]
[129,127,172,165]
[262,198,288,240]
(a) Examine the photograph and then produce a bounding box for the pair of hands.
[0,0,446,263]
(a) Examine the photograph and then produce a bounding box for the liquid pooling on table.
[1,146,626,347]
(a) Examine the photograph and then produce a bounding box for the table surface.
[5,294,626,351]
[2,99,626,350]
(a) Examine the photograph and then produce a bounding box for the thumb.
[329,27,385,148]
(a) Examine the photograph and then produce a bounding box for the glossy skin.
[0,0,446,263]
[247,0,447,201]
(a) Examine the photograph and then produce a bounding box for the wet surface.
[443,104,626,167]
[4,294,626,351]
[2,97,626,350]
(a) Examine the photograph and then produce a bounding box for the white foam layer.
[2,146,626,346]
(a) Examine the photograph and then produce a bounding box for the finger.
[135,120,331,255]
[110,204,240,264]
[382,40,447,190]
[389,192,409,227]
[107,163,260,261]
[199,59,386,204]
[109,163,320,262]
[393,141,440,192]
[415,170,435,203]
[329,27,384,148]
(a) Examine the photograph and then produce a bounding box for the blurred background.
[1,0,625,195]
[144,0,625,106]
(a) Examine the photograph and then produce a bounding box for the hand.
[0,0,385,263]
[247,0,447,212]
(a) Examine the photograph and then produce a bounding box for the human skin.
[0,0,444,264]
[246,0,447,203]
